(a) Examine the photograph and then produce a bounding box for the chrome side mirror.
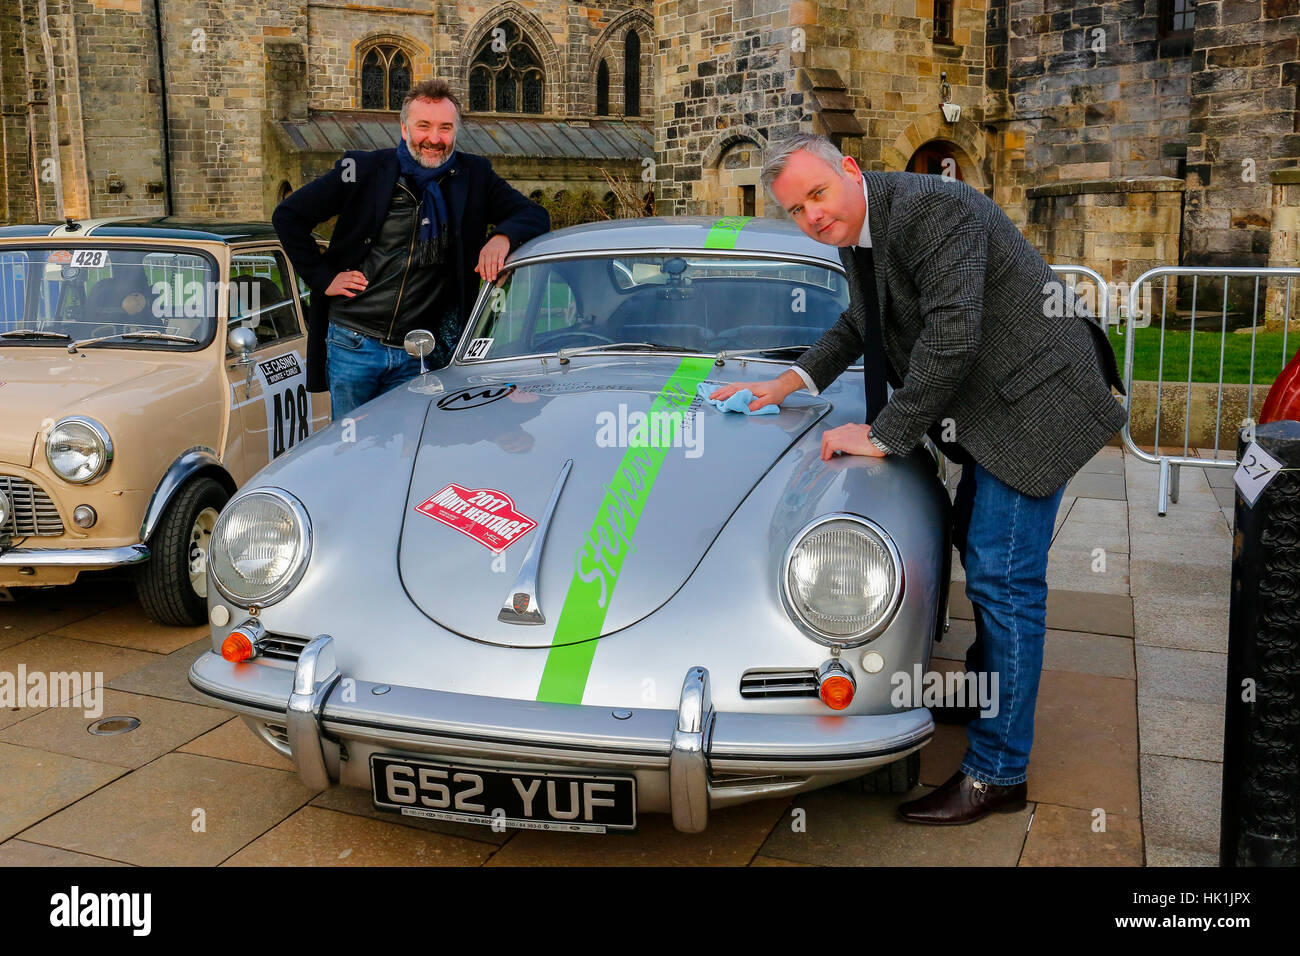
[404,329,437,374]
[228,326,257,364]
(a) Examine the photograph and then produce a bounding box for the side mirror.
[404,329,437,374]
[228,326,257,362]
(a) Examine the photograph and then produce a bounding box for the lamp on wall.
[939,72,961,124]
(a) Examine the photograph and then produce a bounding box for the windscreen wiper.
[68,330,200,352]
[555,341,693,364]
[0,329,70,340]
[713,344,814,364]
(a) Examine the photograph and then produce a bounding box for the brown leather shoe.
[896,770,1028,825]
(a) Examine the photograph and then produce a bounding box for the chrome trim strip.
[0,543,148,568]
[285,634,341,792]
[669,666,712,833]
[498,458,573,625]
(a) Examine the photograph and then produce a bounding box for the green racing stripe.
[703,215,753,249]
[536,356,714,704]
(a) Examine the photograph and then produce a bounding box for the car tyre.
[858,750,921,795]
[135,476,228,627]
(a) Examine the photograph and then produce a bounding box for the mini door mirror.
[404,329,437,373]
[228,326,257,360]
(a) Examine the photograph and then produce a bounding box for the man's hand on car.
[708,369,804,412]
[326,270,368,298]
[476,233,511,283]
[820,423,887,460]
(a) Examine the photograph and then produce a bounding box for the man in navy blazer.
[274,78,549,416]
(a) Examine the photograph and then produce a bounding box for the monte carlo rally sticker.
[414,483,537,554]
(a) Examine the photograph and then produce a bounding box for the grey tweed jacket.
[794,169,1128,498]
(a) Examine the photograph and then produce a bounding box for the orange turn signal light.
[221,631,254,663]
[818,674,855,710]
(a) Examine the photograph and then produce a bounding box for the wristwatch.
[868,433,893,456]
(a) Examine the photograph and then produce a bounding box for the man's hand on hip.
[326,270,368,298]
[821,423,887,460]
[476,234,511,283]
[708,369,804,412]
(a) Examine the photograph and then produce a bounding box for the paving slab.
[486,797,789,866]
[757,782,1031,866]
[0,839,132,867]
[19,752,314,866]
[1145,843,1218,866]
[1080,448,1126,474]
[309,782,513,846]
[1139,754,1222,857]
[0,583,128,649]
[49,603,207,655]
[1135,646,1227,704]
[951,588,1135,638]
[0,742,124,841]
[108,637,213,706]
[1133,596,1229,652]
[1046,548,1130,595]
[222,805,494,867]
[1130,559,1231,601]
[1138,696,1225,763]
[178,717,295,772]
[1128,531,1231,568]
[1128,507,1231,539]
[930,620,1135,680]
[1027,669,1140,816]
[1051,497,1131,554]
[0,635,160,693]
[0,688,228,769]
[1064,472,1127,500]
[1019,803,1143,866]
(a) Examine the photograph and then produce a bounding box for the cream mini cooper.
[0,217,328,625]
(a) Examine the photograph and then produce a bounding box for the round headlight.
[208,489,311,607]
[781,515,902,646]
[0,490,10,528]
[45,418,112,484]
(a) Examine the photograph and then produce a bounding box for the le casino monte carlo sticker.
[414,483,537,554]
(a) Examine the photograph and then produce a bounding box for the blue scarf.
[396,138,457,266]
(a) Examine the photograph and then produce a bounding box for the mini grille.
[258,634,310,662]
[739,668,819,699]
[0,475,64,537]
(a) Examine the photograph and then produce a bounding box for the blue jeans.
[950,462,1066,786]
[326,325,424,420]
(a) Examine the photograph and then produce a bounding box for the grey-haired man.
[710,133,1126,825]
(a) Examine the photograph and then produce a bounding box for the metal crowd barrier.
[1050,264,1111,327]
[1122,266,1300,515]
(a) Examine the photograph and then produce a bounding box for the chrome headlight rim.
[45,416,113,484]
[208,487,312,609]
[779,512,905,649]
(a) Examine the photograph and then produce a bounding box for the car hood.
[0,347,206,466]
[397,359,830,647]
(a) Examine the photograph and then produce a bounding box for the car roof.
[509,216,842,265]
[0,217,289,244]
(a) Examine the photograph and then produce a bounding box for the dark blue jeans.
[326,325,424,420]
[951,462,1067,786]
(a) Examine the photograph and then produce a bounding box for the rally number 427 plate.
[370,754,637,833]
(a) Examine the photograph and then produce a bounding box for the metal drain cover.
[88,716,140,736]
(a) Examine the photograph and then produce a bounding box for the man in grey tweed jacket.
[711,134,1126,825]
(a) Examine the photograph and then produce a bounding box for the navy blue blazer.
[273,146,550,391]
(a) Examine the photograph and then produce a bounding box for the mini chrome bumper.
[0,543,149,568]
[189,635,934,833]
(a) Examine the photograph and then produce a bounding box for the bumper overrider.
[189,635,934,833]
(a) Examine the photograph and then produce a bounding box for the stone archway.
[587,9,653,117]
[696,126,768,217]
[459,2,564,116]
[884,114,987,189]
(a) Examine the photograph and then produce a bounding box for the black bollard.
[1220,419,1300,866]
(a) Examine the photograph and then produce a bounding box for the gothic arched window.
[624,30,641,117]
[469,22,544,114]
[360,45,412,109]
[596,61,609,116]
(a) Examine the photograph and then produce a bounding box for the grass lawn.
[1107,325,1296,385]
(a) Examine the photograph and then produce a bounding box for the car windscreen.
[460,253,861,363]
[0,246,219,349]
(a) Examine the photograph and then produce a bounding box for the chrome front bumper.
[189,635,934,833]
[0,542,149,568]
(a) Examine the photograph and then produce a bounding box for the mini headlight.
[208,489,311,607]
[0,490,10,528]
[45,418,112,484]
[781,515,902,646]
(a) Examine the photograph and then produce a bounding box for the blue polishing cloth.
[696,381,780,415]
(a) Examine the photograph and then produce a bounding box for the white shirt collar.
[857,174,871,249]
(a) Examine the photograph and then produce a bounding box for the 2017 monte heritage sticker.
[414,483,537,554]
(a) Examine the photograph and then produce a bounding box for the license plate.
[370,755,637,833]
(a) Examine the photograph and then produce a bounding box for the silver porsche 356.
[189,216,951,834]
